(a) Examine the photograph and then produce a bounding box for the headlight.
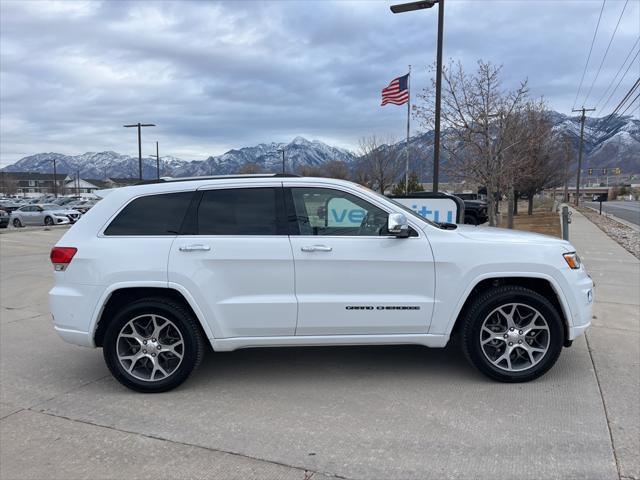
[563,252,581,269]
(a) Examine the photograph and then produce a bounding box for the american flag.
[381,74,409,106]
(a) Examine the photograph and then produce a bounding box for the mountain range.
[3,112,638,181]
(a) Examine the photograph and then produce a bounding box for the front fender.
[428,267,575,337]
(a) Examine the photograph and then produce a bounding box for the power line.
[594,37,640,110]
[595,77,640,141]
[581,0,630,107]
[625,102,639,117]
[572,0,607,110]
[609,77,639,117]
[599,48,640,112]
[618,91,640,116]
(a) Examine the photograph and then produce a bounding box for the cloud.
[1,0,638,165]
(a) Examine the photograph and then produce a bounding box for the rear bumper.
[53,326,92,347]
[49,283,104,347]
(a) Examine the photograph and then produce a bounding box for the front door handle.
[179,244,211,252]
[301,245,332,252]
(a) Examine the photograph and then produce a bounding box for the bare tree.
[0,173,18,196]
[296,165,324,177]
[414,60,529,225]
[238,162,264,174]
[322,160,350,179]
[357,135,402,193]
[513,101,563,215]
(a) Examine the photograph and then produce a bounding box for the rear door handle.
[301,245,332,252]
[179,244,211,252]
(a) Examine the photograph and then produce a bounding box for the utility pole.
[572,107,595,206]
[124,123,156,180]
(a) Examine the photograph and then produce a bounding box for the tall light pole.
[123,123,156,180]
[149,141,161,180]
[391,0,444,192]
[51,158,57,197]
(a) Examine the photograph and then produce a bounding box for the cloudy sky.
[1,0,638,166]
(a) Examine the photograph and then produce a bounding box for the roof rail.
[134,173,301,186]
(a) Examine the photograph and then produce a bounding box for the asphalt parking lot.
[0,224,637,480]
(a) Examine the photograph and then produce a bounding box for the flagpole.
[405,65,411,194]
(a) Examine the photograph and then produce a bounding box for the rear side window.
[197,188,281,235]
[104,192,193,236]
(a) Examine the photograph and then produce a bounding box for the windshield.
[42,204,61,210]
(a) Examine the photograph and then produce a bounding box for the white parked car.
[49,175,593,392]
[12,204,82,227]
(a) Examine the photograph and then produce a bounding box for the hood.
[455,224,573,250]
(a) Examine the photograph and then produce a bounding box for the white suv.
[49,175,593,392]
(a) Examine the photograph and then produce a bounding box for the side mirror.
[388,213,409,238]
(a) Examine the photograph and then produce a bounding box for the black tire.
[12,218,22,228]
[103,297,205,393]
[464,214,478,226]
[461,285,564,382]
[44,216,54,226]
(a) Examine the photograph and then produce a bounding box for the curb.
[584,205,640,232]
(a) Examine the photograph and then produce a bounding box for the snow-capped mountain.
[2,113,638,180]
[1,151,189,180]
[172,136,356,177]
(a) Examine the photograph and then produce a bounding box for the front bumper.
[52,215,70,225]
[566,271,594,341]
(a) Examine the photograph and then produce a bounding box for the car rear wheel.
[12,218,22,228]
[461,285,564,382]
[103,297,205,393]
[44,216,54,226]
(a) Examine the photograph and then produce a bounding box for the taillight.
[50,247,77,271]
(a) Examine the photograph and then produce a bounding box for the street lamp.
[391,0,444,193]
[123,123,156,180]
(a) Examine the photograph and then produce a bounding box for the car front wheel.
[44,216,54,226]
[103,298,205,393]
[461,285,564,382]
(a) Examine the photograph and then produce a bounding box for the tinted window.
[105,192,193,236]
[197,188,280,235]
[290,187,389,236]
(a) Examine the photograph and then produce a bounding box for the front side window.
[104,191,193,236]
[197,188,281,235]
[290,187,389,236]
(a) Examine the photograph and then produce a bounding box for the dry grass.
[498,200,561,237]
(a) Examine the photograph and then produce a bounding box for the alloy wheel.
[116,314,184,382]
[480,303,550,372]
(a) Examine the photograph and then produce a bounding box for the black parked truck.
[452,193,488,225]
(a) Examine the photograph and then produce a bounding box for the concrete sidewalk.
[568,208,640,480]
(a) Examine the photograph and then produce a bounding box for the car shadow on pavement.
[186,343,483,388]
